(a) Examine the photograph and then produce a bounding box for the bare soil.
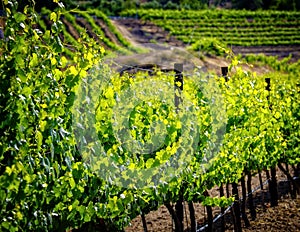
[95,18,123,47]
[232,45,300,62]
[112,18,184,47]
[111,18,300,75]
[124,168,300,232]
[76,17,100,41]
[110,18,279,76]
[61,17,80,40]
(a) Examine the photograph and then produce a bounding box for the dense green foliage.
[0,1,120,231]
[38,7,133,57]
[87,9,131,48]
[2,0,299,15]
[122,9,300,46]
[188,37,228,56]
[53,0,300,14]
[1,1,300,231]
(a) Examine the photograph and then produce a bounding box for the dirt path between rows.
[124,168,300,232]
[109,18,276,76]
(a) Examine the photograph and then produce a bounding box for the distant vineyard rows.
[39,8,133,58]
[121,9,300,46]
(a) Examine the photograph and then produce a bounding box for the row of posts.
[171,63,277,232]
[139,63,277,232]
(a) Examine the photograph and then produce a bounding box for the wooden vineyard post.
[141,212,148,232]
[219,67,229,232]
[188,202,196,232]
[203,190,214,232]
[240,176,250,227]
[219,184,225,232]
[247,171,256,220]
[265,77,279,207]
[165,203,183,232]
[174,63,184,232]
[174,63,183,111]
[257,167,266,211]
[285,163,294,198]
[220,67,242,231]
[232,182,242,232]
[269,167,278,206]
[294,164,300,195]
[221,66,229,81]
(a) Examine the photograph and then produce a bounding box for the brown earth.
[112,18,300,60]
[62,17,80,40]
[124,168,300,232]
[76,17,100,41]
[95,18,123,47]
[110,18,300,75]
[232,45,300,62]
[109,18,279,76]
[112,18,184,47]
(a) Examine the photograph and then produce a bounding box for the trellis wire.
[108,60,199,78]
[196,177,271,232]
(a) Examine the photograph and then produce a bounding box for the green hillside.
[38,8,134,58]
[122,9,300,46]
